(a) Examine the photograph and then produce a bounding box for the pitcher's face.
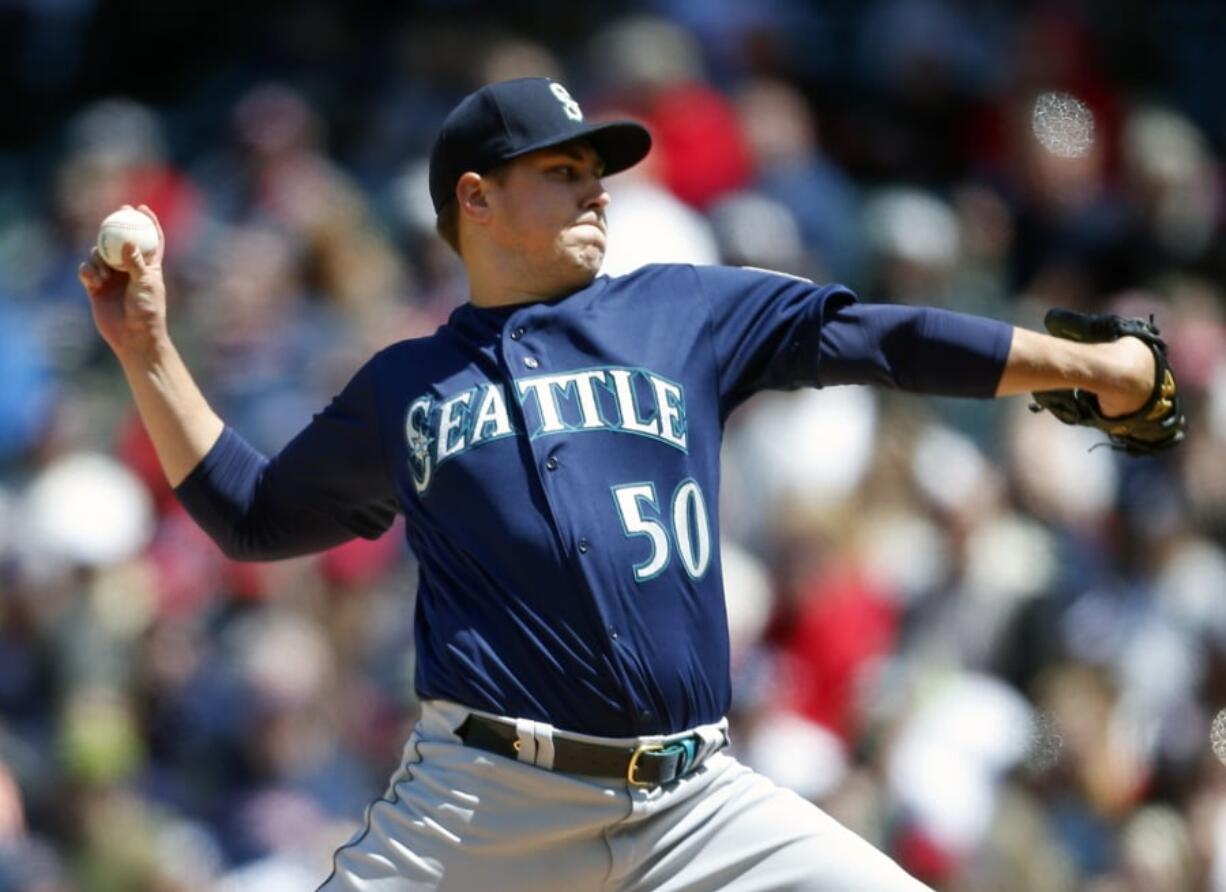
[486,140,611,286]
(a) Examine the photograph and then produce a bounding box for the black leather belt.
[456,714,721,787]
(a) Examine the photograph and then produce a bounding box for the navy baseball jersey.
[176,263,1012,737]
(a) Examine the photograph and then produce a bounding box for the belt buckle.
[627,742,665,787]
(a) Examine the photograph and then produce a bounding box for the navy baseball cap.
[428,77,652,213]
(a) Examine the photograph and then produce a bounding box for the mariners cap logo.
[427,77,652,213]
[549,82,583,122]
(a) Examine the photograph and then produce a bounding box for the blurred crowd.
[2,1,1226,890]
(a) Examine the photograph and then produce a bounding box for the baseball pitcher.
[78,78,1183,891]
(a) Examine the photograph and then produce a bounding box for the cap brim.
[504,120,652,177]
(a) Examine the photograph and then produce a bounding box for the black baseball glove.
[1029,308,1186,456]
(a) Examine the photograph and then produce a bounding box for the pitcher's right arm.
[78,206,397,560]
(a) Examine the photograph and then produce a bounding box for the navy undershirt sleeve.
[815,299,1015,395]
[691,265,1013,414]
[174,357,399,561]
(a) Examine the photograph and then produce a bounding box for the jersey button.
[523,356,540,369]
[608,626,619,640]
[545,456,559,471]
[510,327,525,341]
[578,538,589,553]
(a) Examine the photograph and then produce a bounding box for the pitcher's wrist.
[1094,337,1156,418]
[115,326,176,371]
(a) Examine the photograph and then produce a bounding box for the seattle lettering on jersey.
[405,366,687,494]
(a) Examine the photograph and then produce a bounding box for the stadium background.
[2,1,1226,889]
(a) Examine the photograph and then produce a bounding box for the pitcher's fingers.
[136,204,166,263]
[79,257,115,296]
[78,263,114,302]
[78,262,100,294]
[87,248,115,280]
[121,241,149,277]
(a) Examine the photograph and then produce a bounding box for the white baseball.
[96,207,160,270]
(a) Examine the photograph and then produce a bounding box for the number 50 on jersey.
[612,479,712,583]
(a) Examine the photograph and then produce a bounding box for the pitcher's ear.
[457,172,492,221]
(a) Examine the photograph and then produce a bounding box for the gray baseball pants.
[317,700,933,891]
